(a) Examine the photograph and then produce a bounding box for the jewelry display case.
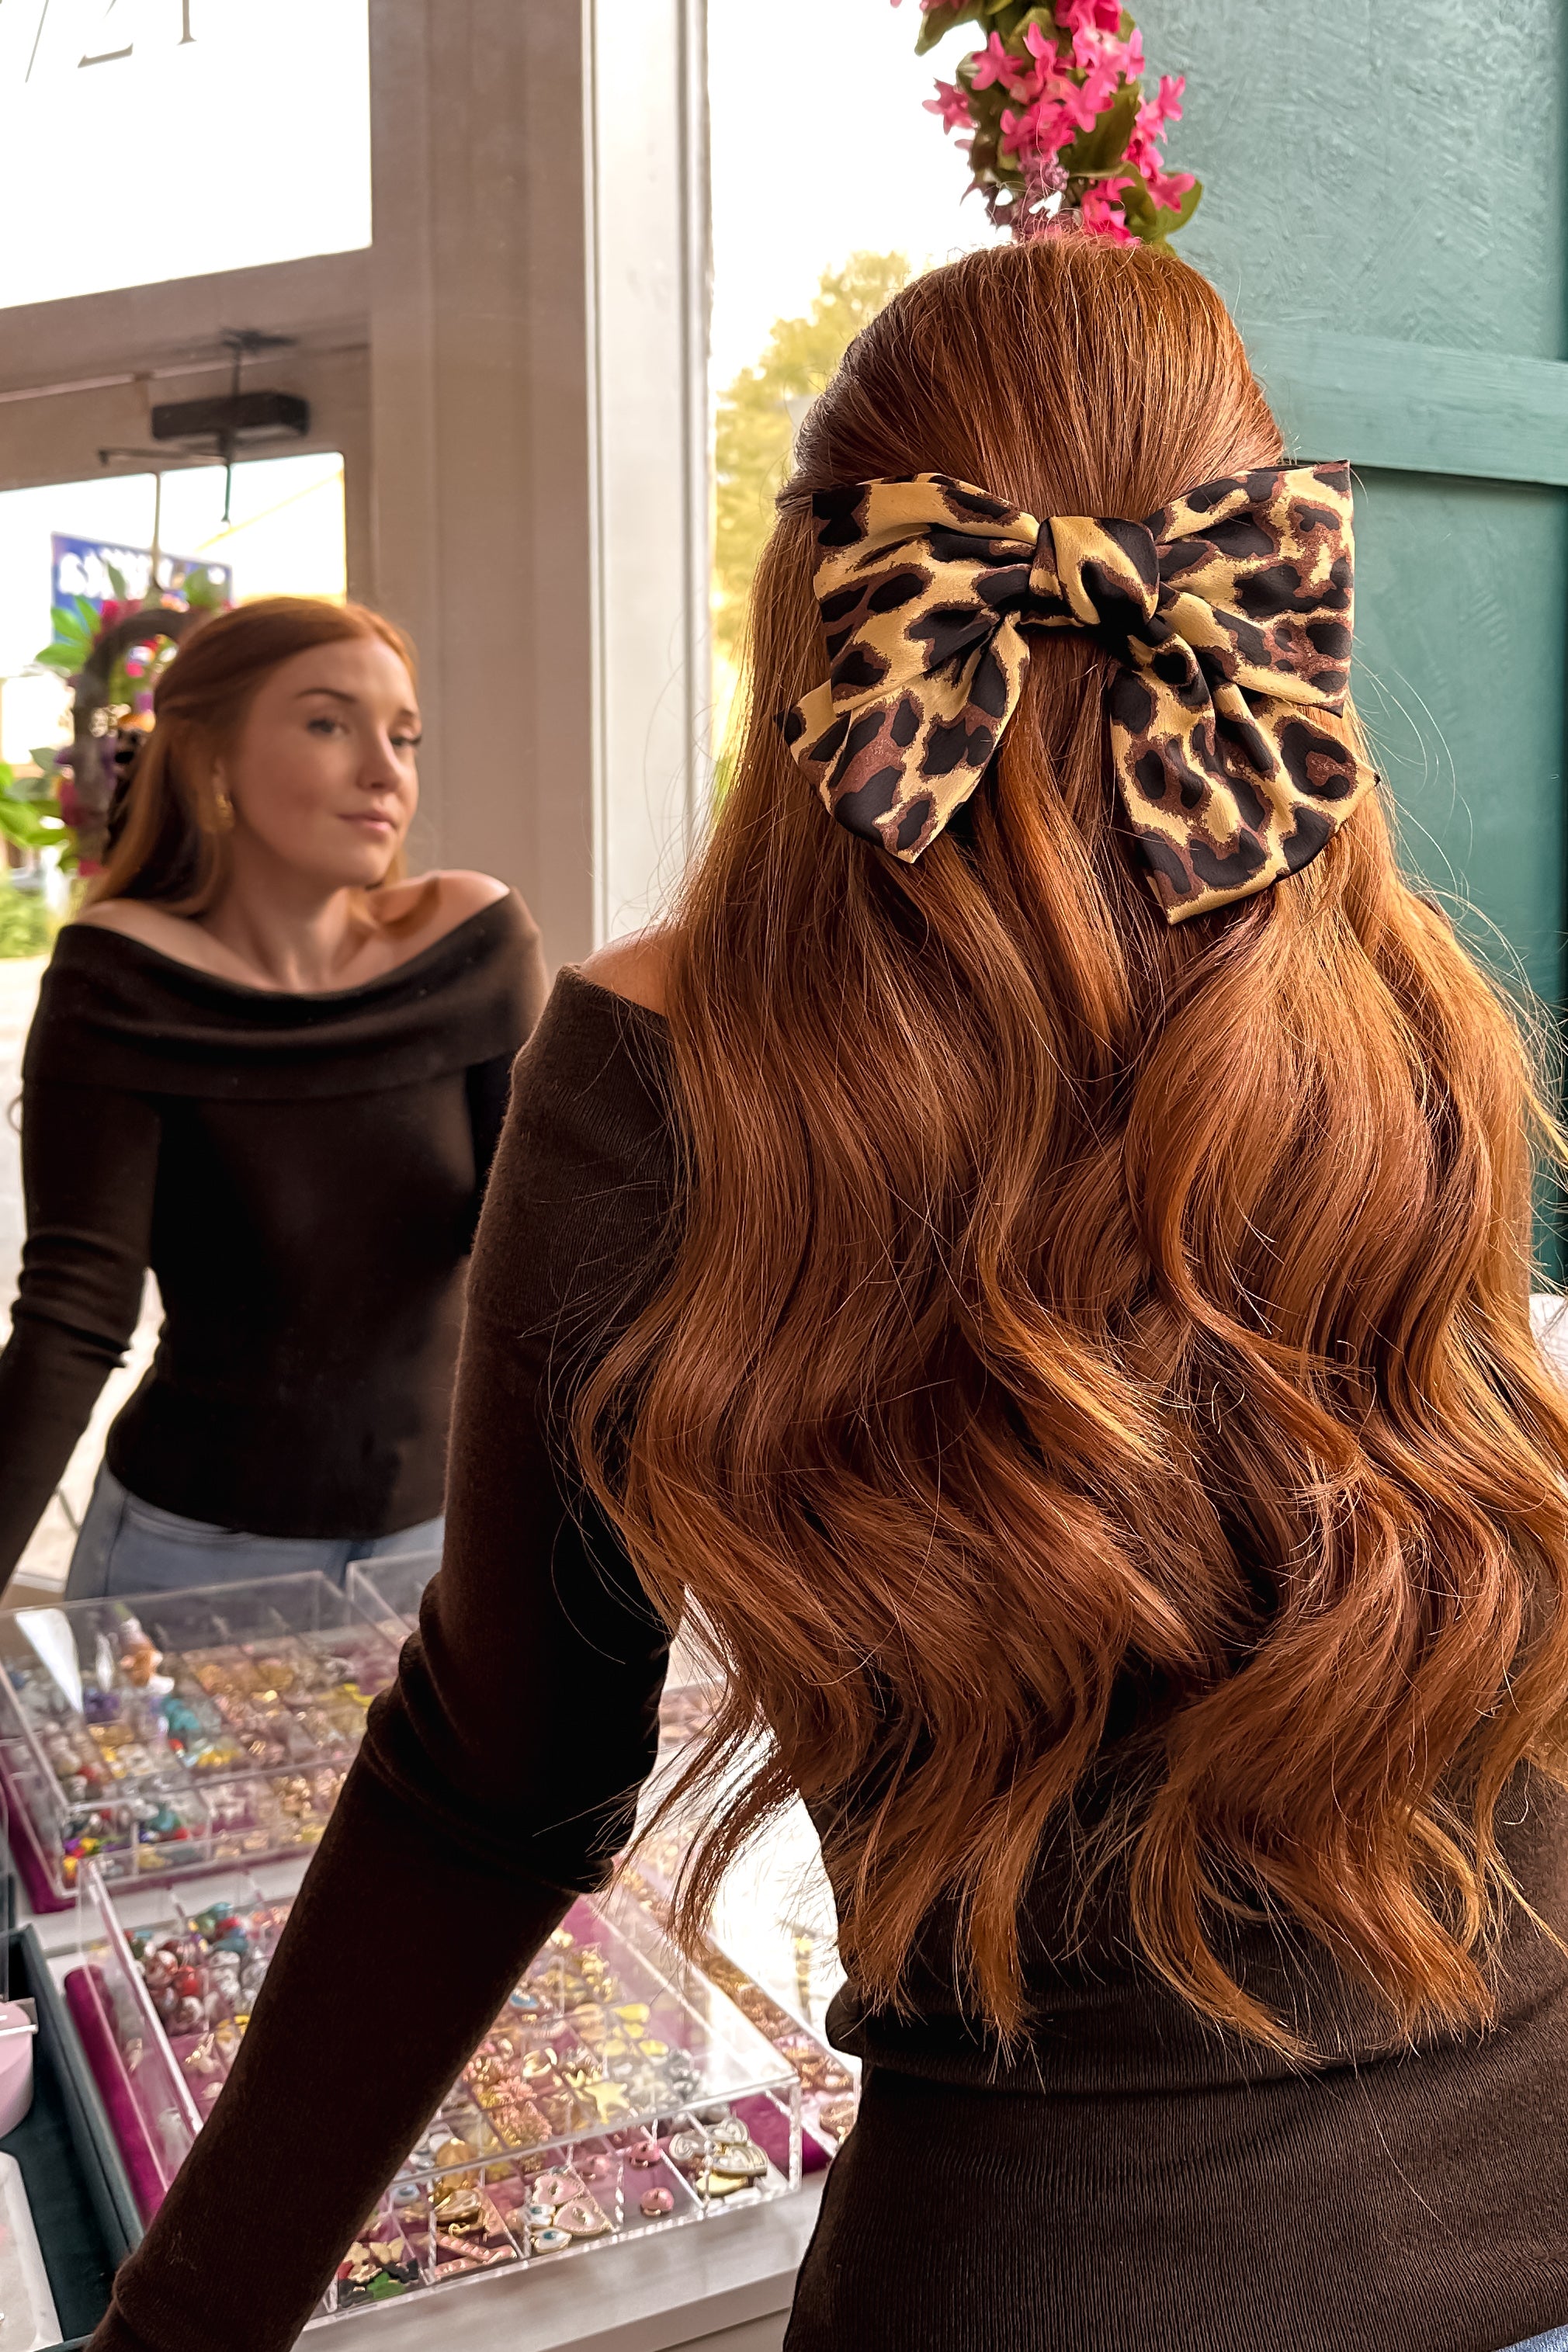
[623,1844,859,2162]
[343,1553,440,1646]
[71,1861,803,2319]
[0,1577,402,1909]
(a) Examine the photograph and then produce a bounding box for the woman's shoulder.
[72,897,217,963]
[499,931,675,1142]
[70,872,530,989]
[380,869,518,938]
[573,927,673,1015]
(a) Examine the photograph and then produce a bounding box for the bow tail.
[789,625,1032,865]
[1112,662,1377,924]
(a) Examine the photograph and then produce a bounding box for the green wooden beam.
[1241,323,1568,490]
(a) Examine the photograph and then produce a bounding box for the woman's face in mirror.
[222,637,421,890]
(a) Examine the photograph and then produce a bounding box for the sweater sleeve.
[464,905,547,1231]
[86,977,679,2352]
[0,1070,158,1588]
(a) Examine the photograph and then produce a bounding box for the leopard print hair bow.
[780,463,1377,923]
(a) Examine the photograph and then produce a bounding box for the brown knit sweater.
[86,971,1568,2352]
[0,896,544,1575]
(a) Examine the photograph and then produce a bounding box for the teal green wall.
[1137,3,1568,1264]
[1353,470,1568,1011]
[1144,2,1565,364]
[1137,0,1568,1010]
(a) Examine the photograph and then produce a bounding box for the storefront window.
[707,0,1000,752]
[0,0,371,309]
[0,451,346,763]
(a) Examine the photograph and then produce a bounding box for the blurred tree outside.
[712,250,913,761]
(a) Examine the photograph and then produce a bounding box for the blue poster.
[51,533,233,616]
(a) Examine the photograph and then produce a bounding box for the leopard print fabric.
[780,464,1377,923]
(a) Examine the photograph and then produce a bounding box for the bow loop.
[782,464,1377,923]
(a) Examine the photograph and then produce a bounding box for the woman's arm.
[463,892,549,1231]
[0,1074,158,1587]
[88,977,678,2352]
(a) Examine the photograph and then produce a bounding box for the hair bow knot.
[782,465,1376,923]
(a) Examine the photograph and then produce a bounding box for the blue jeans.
[64,1462,443,1599]
[1511,2335,1568,2350]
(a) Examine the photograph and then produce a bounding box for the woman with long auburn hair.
[88,240,1568,2352]
[0,596,544,1597]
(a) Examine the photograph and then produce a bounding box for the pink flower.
[1022,21,1064,65]
[1150,71,1186,123]
[970,30,1036,99]
[1078,175,1136,242]
[1056,0,1122,33]
[1078,52,1124,115]
[1124,73,1193,213]
[1140,161,1197,213]
[925,78,974,133]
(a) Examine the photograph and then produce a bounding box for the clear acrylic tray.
[343,1553,440,1645]
[347,1557,723,1757]
[0,1576,402,1899]
[76,1860,803,2317]
[621,1854,859,2157]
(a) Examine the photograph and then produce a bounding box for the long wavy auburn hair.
[88,598,420,919]
[578,234,1568,2053]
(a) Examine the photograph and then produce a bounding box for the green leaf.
[1151,175,1203,238]
[47,603,92,647]
[1062,80,1142,178]
[966,117,1011,186]
[105,562,129,600]
[1116,172,1160,241]
[33,644,81,673]
[0,796,65,851]
[1119,165,1203,242]
[71,594,101,637]
[28,748,62,776]
[914,2,983,56]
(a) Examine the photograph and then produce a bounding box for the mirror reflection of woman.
[0,597,545,1598]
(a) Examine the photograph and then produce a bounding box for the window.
[0,0,371,309]
[0,452,346,763]
[708,0,1001,744]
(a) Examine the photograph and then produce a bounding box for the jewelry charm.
[531,2170,584,2209]
[532,2225,571,2253]
[432,2187,483,2233]
[556,2196,612,2238]
[639,2186,675,2218]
